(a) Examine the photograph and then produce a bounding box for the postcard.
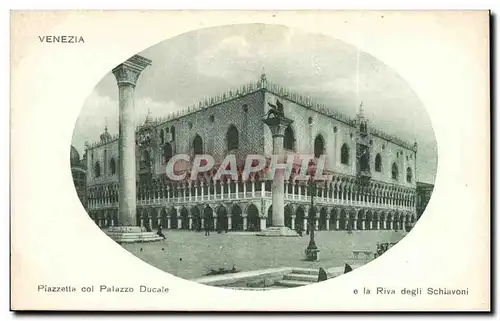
[10,10,490,311]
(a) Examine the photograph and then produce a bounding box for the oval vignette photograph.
[70,24,438,290]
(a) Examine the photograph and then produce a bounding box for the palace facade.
[71,145,87,208]
[83,75,419,233]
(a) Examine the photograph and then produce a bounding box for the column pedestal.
[106,226,162,243]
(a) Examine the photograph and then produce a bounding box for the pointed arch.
[341,143,350,165]
[180,207,189,229]
[314,134,325,158]
[283,125,296,151]
[295,206,305,232]
[193,134,203,155]
[375,153,382,172]
[190,206,201,231]
[246,203,260,231]
[216,205,228,232]
[230,204,243,231]
[226,125,239,150]
[203,206,213,230]
[94,161,101,178]
[392,162,399,180]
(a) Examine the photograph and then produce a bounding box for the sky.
[72,23,437,184]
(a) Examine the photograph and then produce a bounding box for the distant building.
[84,75,419,232]
[71,145,87,209]
[416,182,434,219]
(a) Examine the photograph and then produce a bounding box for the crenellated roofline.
[85,74,417,152]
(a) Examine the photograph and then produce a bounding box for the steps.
[275,268,319,287]
[275,279,312,287]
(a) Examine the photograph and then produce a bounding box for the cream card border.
[10,10,490,311]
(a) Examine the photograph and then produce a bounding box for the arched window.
[94,162,101,178]
[406,167,413,183]
[375,153,382,172]
[392,162,399,180]
[193,135,203,155]
[226,125,239,150]
[110,158,116,175]
[341,143,350,165]
[314,135,325,158]
[160,129,164,145]
[171,126,175,141]
[163,143,173,164]
[283,125,295,150]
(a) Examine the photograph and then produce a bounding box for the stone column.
[227,215,232,231]
[166,215,171,229]
[258,113,296,236]
[303,218,308,230]
[326,216,330,231]
[188,216,193,230]
[291,215,296,230]
[112,55,151,227]
[178,218,182,229]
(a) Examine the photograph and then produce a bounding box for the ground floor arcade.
[89,200,417,233]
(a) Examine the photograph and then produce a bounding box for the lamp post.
[305,178,320,261]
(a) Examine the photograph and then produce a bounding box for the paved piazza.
[121,230,406,280]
